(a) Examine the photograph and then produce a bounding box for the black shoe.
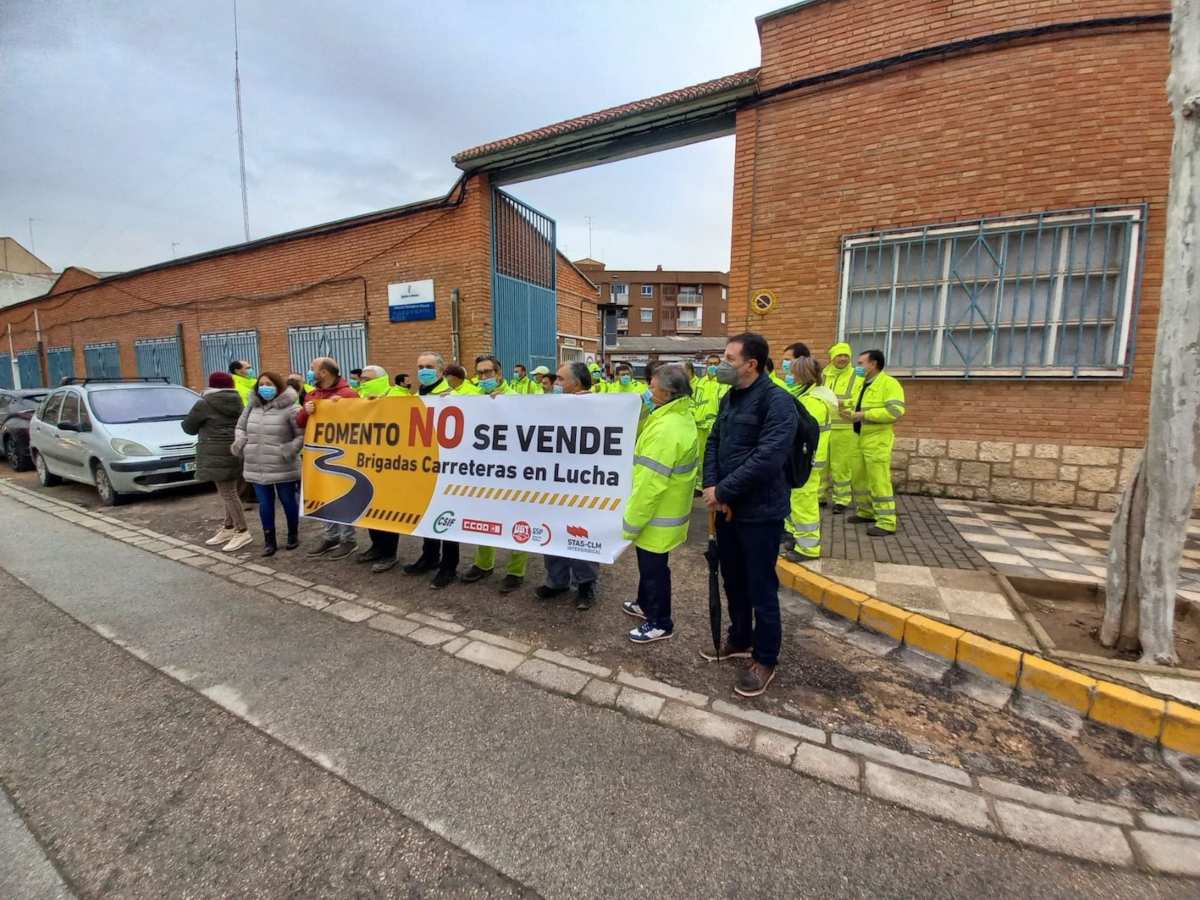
[371,557,399,573]
[430,569,456,590]
[285,529,299,550]
[460,565,493,584]
[819,500,829,508]
[847,514,875,524]
[306,537,340,557]
[261,529,277,558]
[327,541,357,561]
[575,581,596,610]
[404,556,438,575]
[498,574,524,594]
[866,525,894,537]
[832,505,847,514]
[356,547,386,564]
[535,584,570,601]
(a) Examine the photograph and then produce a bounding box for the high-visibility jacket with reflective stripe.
[796,385,833,465]
[609,379,645,394]
[691,376,729,431]
[232,373,256,406]
[356,375,405,398]
[822,362,860,429]
[510,376,542,395]
[851,371,906,427]
[622,396,699,553]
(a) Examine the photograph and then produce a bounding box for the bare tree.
[1102,0,1200,664]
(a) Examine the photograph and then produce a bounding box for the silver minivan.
[30,378,202,505]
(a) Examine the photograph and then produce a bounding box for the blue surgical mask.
[417,368,438,386]
[480,377,499,392]
[781,359,791,372]
[620,374,632,385]
[513,371,523,381]
[706,365,718,377]
[258,385,277,402]
[785,374,795,386]
[641,389,655,411]
[552,385,564,395]
[349,379,359,389]
[854,365,867,377]
[245,368,256,378]
[305,370,316,385]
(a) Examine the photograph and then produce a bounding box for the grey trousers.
[323,521,356,543]
[544,555,598,588]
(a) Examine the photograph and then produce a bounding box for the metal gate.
[135,336,184,384]
[17,350,42,388]
[47,346,75,385]
[200,329,260,378]
[0,354,13,390]
[492,189,557,373]
[84,342,122,378]
[288,322,367,375]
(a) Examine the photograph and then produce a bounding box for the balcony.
[676,318,702,334]
[609,285,630,306]
[677,291,703,307]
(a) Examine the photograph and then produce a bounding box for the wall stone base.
[892,439,1142,511]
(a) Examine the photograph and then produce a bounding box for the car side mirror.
[58,421,78,432]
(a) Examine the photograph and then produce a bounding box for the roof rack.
[61,377,171,386]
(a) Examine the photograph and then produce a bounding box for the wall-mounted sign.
[562,336,577,347]
[750,289,777,317]
[388,279,435,322]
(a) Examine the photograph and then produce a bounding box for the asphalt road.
[0,494,1192,898]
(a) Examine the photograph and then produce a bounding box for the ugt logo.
[433,510,456,534]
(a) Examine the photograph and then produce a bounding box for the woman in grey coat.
[232,372,304,557]
[182,371,249,552]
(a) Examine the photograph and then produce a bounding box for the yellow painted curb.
[1019,655,1097,714]
[956,633,1022,686]
[902,616,965,661]
[858,599,911,641]
[1162,701,1200,756]
[822,585,866,624]
[1090,681,1166,741]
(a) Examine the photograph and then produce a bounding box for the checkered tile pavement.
[934,499,1200,603]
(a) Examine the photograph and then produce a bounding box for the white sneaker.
[206,527,235,546]
[222,531,254,552]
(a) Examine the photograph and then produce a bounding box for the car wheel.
[35,451,61,487]
[93,463,124,506]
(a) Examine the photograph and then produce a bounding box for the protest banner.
[301,393,642,563]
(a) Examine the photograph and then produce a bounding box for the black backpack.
[787,397,821,489]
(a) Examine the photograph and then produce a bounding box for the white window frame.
[640,284,654,296]
[837,206,1143,379]
[639,308,654,323]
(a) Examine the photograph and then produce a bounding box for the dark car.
[1,388,49,471]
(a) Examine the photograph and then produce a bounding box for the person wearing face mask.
[355,364,403,399]
[782,356,836,559]
[536,361,603,609]
[692,353,729,490]
[460,355,530,593]
[778,343,812,395]
[587,360,607,394]
[230,372,303,557]
[700,332,799,698]
[348,368,364,391]
[846,349,906,536]
[621,364,698,643]
[609,362,645,394]
[509,362,542,395]
[286,374,309,405]
[821,342,859,512]
[540,371,558,393]
[297,357,361,559]
[229,359,257,406]
[182,372,247,552]
[532,366,553,393]
[444,364,481,395]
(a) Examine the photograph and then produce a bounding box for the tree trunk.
[1102,455,1144,652]
[1107,0,1200,665]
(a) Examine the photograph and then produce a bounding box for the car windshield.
[13,393,47,412]
[87,387,198,424]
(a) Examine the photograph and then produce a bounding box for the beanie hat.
[209,372,235,389]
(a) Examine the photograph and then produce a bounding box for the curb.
[777,558,1200,757]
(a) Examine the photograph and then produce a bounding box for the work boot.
[371,557,399,574]
[575,581,597,611]
[327,541,357,561]
[459,565,492,584]
[734,661,776,698]
[285,528,299,551]
[866,526,893,537]
[832,505,847,514]
[430,569,456,590]
[846,514,875,524]
[356,547,386,564]
[535,584,569,601]
[404,555,438,575]
[698,641,752,663]
[307,537,340,557]
[498,574,524,594]
[261,529,278,558]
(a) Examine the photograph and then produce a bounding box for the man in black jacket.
[701,332,799,697]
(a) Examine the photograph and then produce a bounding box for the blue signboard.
[388,279,435,322]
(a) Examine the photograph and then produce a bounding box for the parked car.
[0,388,48,471]
[29,378,202,505]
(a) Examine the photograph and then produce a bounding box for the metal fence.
[17,350,42,388]
[200,330,260,379]
[135,337,185,384]
[0,354,13,390]
[492,190,557,373]
[287,322,367,375]
[84,342,122,379]
[47,346,75,385]
[838,205,1145,378]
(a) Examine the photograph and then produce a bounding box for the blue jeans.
[716,515,783,667]
[253,481,299,534]
[635,547,672,632]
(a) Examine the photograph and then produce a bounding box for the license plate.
[180,461,196,473]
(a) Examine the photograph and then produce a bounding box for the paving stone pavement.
[819,495,989,570]
[3,478,1199,879]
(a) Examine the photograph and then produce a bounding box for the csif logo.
[433,510,456,534]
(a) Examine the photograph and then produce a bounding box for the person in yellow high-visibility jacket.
[692,353,729,490]
[509,363,542,394]
[821,342,859,511]
[230,360,257,406]
[355,365,406,398]
[588,361,608,394]
[609,361,646,394]
[846,349,906,535]
[781,356,836,558]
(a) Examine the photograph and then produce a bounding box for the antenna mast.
[233,0,251,241]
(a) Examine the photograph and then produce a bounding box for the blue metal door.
[288,322,367,374]
[47,346,75,385]
[84,342,121,378]
[0,354,13,390]
[135,337,184,384]
[200,330,260,378]
[492,189,557,373]
[17,350,42,388]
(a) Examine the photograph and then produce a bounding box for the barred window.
[838,206,1144,377]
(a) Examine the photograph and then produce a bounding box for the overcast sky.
[1,1,779,275]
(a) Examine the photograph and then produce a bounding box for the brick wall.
[555,256,600,360]
[730,0,1173,504]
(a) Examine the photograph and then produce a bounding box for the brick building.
[0,178,599,392]
[572,259,728,353]
[451,0,1175,510]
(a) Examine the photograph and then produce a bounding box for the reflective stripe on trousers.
[784,468,822,558]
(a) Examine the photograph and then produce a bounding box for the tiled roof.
[453,68,760,164]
